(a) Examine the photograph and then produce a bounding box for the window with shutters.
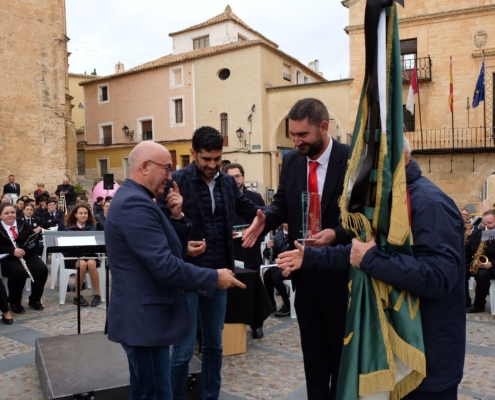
[170,150,177,171]
[140,119,153,141]
[181,155,190,168]
[220,113,228,147]
[400,38,417,71]
[193,35,209,50]
[98,159,108,177]
[99,123,113,145]
[283,64,291,82]
[98,83,109,104]
[170,96,185,127]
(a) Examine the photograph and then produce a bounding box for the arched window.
[221,113,228,147]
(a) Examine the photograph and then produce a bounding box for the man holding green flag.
[276,0,466,397]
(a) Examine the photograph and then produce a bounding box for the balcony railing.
[406,127,495,153]
[283,72,292,82]
[100,137,113,145]
[347,127,495,154]
[402,56,432,83]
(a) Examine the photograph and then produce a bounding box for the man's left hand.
[167,182,183,219]
[350,237,377,268]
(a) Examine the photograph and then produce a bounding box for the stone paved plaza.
[0,276,494,399]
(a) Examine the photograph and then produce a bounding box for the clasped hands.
[276,237,377,275]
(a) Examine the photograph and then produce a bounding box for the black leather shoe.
[2,315,13,325]
[73,296,89,307]
[466,306,484,313]
[252,327,264,339]
[10,303,25,314]
[90,295,101,307]
[275,304,291,317]
[28,301,44,311]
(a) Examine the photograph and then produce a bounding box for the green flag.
[337,2,426,399]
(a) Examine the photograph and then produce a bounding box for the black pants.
[402,385,457,399]
[473,267,495,309]
[295,271,348,400]
[1,254,48,305]
[263,267,290,307]
[0,280,8,313]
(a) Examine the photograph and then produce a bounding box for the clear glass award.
[299,191,321,242]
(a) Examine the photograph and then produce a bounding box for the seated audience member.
[34,197,48,218]
[21,204,43,256]
[42,199,65,230]
[0,203,48,313]
[1,195,11,204]
[0,280,13,324]
[78,195,89,205]
[93,196,104,216]
[95,201,110,231]
[104,195,113,202]
[466,209,495,313]
[34,184,50,205]
[263,223,291,317]
[15,198,24,217]
[20,195,30,203]
[63,204,102,306]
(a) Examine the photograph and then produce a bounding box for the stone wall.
[0,0,76,197]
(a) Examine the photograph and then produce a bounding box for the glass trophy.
[299,191,321,242]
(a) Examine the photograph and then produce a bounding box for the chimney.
[315,59,319,72]
[115,61,125,74]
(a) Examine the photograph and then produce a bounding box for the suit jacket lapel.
[321,141,345,216]
[295,153,308,196]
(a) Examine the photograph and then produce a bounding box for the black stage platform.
[35,331,202,400]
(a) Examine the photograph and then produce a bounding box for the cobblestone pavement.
[0,278,494,399]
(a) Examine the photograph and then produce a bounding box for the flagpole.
[451,56,454,146]
[483,50,487,148]
[416,56,424,150]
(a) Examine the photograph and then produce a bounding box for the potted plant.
[74,183,87,194]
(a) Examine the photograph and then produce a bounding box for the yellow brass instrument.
[469,225,489,275]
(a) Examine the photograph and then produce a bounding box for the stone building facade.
[0,0,77,197]
[343,0,495,210]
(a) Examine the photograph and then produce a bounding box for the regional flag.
[472,53,485,108]
[337,1,426,399]
[448,57,454,113]
[405,65,418,115]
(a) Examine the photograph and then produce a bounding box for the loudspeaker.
[103,174,114,190]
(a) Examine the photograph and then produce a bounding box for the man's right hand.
[242,209,266,248]
[217,269,246,289]
[187,240,206,257]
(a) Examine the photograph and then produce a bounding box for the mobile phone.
[297,238,317,243]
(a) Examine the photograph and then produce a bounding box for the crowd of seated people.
[0,178,113,323]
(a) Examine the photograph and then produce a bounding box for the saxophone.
[469,225,489,275]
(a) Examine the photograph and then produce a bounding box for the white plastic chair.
[260,264,296,319]
[58,256,106,305]
[490,280,495,316]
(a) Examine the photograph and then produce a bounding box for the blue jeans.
[121,344,172,400]
[171,289,227,400]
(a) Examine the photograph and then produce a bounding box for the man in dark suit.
[3,175,20,197]
[55,178,76,205]
[42,199,65,229]
[105,141,245,399]
[158,127,261,400]
[225,162,267,337]
[243,98,351,400]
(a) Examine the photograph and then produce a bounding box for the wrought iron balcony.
[406,127,495,154]
[402,56,432,83]
[100,137,113,145]
[347,127,495,154]
[283,72,292,82]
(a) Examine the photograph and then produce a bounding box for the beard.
[297,136,324,158]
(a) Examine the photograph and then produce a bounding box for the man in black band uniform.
[3,175,20,197]
[55,178,76,206]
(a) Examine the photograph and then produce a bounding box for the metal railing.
[406,127,495,153]
[346,127,495,153]
[402,56,432,83]
[283,73,292,82]
[100,137,113,145]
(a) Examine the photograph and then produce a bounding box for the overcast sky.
[66,0,350,81]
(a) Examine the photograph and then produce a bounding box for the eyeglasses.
[147,160,173,175]
[232,174,244,180]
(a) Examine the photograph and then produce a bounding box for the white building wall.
[172,22,263,54]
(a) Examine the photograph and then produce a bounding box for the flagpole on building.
[483,50,487,147]
[450,56,454,145]
[416,56,424,150]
